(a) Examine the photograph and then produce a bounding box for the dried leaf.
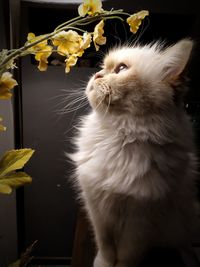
[7,241,38,267]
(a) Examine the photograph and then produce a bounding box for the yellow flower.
[27,33,49,53]
[93,20,106,51]
[78,0,102,17]
[0,72,18,100]
[34,45,52,71]
[64,33,92,73]
[53,31,92,73]
[77,32,92,57]
[0,117,6,132]
[6,59,16,70]
[127,10,149,34]
[65,55,78,73]
[80,32,92,50]
[27,33,52,71]
[53,30,81,56]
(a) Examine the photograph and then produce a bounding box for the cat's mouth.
[96,83,121,107]
[86,80,111,110]
[86,78,124,112]
[94,79,111,94]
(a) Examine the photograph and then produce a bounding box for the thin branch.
[0,9,132,72]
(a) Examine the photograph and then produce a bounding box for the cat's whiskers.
[54,95,85,108]
[103,92,111,119]
[53,89,88,114]
[95,96,105,112]
[55,95,86,110]
[58,99,88,114]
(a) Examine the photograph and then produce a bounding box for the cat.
[70,39,198,267]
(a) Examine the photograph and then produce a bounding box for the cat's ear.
[161,39,193,81]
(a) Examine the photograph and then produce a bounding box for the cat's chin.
[89,98,111,114]
[86,86,109,113]
[87,87,124,115]
[87,91,120,115]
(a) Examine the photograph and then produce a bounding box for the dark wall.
[0,1,17,266]
[20,0,200,263]
[22,58,94,258]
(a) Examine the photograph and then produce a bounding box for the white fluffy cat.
[70,39,198,267]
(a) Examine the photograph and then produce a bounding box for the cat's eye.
[114,63,128,74]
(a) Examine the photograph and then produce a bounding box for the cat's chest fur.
[73,112,178,200]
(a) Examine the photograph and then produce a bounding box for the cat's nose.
[94,72,103,80]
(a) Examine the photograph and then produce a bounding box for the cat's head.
[86,39,193,116]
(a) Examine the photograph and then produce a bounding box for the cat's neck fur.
[93,108,180,146]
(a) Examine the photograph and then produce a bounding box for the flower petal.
[90,0,102,14]
[80,32,92,50]
[78,0,103,16]
[78,3,89,16]
[65,55,78,73]
[127,10,149,34]
[0,72,18,99]
[53,30,81,56]
[93,20,106,51]
[26,33,49,54]
[38,58,48,71]
[0,117,6,132]
[34,45,52,71]
[27,32,36,41]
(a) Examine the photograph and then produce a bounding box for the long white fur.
[70,39,198,267]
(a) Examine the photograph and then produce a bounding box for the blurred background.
[0,0,200,266]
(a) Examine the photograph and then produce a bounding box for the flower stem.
[0,33,55,70]
[0,9,132,72]
[65,26,86,33]
[54,16,82,31]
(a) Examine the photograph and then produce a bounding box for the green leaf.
[0,149,34,177]
[0,172,32,194]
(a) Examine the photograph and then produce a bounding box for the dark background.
[1,0,200,265]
